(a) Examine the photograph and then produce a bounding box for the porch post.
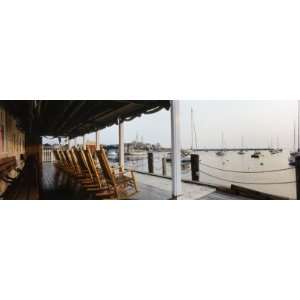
[67,137,71,149]
[119,120,125,170]
[171,100,182,199]
[96,130,101,150]
[83,134,86,150]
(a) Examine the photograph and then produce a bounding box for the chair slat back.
[61,150,73,169]
[96,148,116,185]
[73,149,86,172]
[57,150,67,167]
[65,150,79,173]
[70,149,83,174]
[53,150,60,162]
[79,150,94,181]
[85,148,103,187]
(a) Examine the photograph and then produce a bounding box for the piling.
[191,154,199,181]
[162,157,167,176]
[148,152,154,174]
[296,155,300,199]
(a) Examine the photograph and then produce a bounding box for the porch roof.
[1,100,170,138]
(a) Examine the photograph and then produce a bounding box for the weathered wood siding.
[0,106,25,160]
[0,107,25,196]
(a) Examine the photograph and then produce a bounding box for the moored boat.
[125,150,148,157]
[251,151,260,158]
[289,152,297,166]
[216,150,225,156]
[238,137,245,155]
[289,119,299,165]
[107,150,118,160]
[216,132,226,156]
[166,152,191,163]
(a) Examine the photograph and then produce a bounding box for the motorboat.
[166,152,191,163]
[125,150,148,157]
[216,150,225,156]
[107,150,118,160]
[251,151,260,158]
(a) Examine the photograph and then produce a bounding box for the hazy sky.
[47,101,298,149]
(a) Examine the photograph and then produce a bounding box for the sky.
[45,100,299,149]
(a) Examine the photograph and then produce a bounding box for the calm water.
[120,150,296,199]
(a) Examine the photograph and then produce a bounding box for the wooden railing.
[42,147,54,162]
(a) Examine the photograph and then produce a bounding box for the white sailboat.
[269,137,278,154]
[238,136,245,155]
[167,108,197,164]
[289,119,299,166]
[191,108,199,152]
[216,132,225,156]
[289,101,300,166]
[276,136,283,152]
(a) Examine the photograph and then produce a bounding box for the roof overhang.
[0,100,170,138]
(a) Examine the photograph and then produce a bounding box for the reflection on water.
[117,150,296,199]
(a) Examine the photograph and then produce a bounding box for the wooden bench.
[0,156,19,184]
[2,155,40,200]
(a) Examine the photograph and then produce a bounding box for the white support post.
[119,120,125,170]
[96,130,101,150]
[83,135,86,150]
[67,137,71,149]
[171,100,182,199]
[74,137,78,148]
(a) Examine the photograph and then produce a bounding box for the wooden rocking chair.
[94,147,138,199]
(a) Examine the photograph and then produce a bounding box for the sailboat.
[191,108,199,153]
[276,136,283,153]
[269,137,278,154]
[289,119,299,166]
[216,132,225,156]
[167,108,198,164]
[238,136,245,155]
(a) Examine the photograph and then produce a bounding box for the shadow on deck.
[41,163,173,200]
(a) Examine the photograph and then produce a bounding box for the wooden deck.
[41,163,251,200]
[132,173,216,199]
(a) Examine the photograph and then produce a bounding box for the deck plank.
[133,172,216,199]
[41,163,250,200]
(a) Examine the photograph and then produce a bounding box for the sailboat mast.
[298,100,300,152]
[294,121,296,152]
[221,132,224,150]
[191,108,194,150]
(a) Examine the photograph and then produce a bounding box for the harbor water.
[118,150,296,199]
